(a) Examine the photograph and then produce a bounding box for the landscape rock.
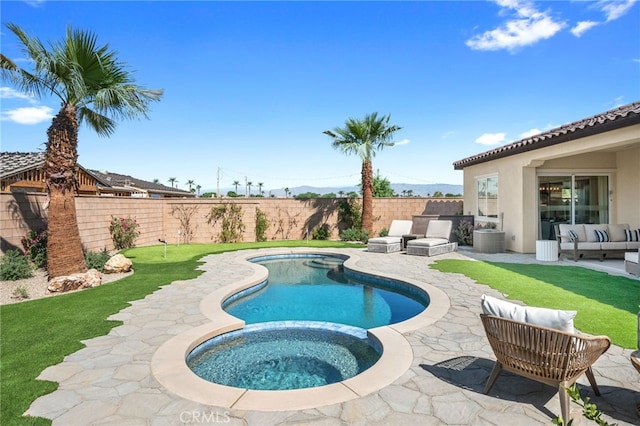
[103,254,133,274]
[48,269,103,293]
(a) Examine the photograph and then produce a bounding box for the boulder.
[48,269,102,293]
[103,254,133,274]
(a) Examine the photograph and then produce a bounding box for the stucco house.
[0,152,194,198]
[453,101,640,254]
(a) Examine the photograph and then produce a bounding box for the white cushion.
[608,224,629,242]
[481,294,576,334]
[425,220,452,240]
[368,236,402,244]
[406,237,450,247]
[625,250,639,263]
[387,220,414,237]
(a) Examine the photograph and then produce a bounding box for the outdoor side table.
[536,240,558,261]
[402,234,421,249]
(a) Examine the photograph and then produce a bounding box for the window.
[477,175,498,220]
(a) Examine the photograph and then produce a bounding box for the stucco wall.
[0,193,463,254]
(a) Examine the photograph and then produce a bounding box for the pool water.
[224,256,427,329]
[186,323,381,390]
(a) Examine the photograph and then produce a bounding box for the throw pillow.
[481,294,577,334]
[567,230,578,242]
[594,229,610,243]
[625,229,640,242]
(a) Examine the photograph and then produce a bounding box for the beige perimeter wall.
[0,193,462,254]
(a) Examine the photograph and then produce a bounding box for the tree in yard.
[168,177,178,188]
[323,113,401,235]
[372,173,395,197]
[1,24,162,278]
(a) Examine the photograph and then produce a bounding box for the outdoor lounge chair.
[480,309,611,423]
[367,220,413,253]
[405,219,456,256]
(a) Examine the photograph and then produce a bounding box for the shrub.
[378,227,389,237]
[85,248,111,272]
[12,285,29,300]
[109,216,140,250]
[454,220,474,246]
[255,208,268,242]
[340,227,369,243]
[0,250,33,281]
[312,224,330,240]
[207,203,245,243]
[21,228,47,268]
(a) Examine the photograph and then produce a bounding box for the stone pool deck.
[26,248,640,425]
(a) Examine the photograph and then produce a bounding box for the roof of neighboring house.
[453,101,640,170]
[0,151,46,178]
[88,170,194,197]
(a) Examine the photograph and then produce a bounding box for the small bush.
[312,224,330,240]
[13,285,29,300]
[109,216,140,250]
[0,250,34,281]
[378,227,389,237]
[454,220,474,246]
[21,228,47,268]
[340,227,369,243]
[85,249,111,272]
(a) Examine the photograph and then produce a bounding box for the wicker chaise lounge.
[480,314,611,423]
[367,220,413,253]
[406,219,457,256]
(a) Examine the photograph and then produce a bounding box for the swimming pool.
[223,255,429,329]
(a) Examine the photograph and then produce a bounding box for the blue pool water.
[223,255,428,329]
[187,322,381,390]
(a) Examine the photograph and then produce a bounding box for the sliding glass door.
[538,175,609,240]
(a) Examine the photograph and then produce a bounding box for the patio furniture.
[625,248,639,276]
[480,313,611,423]
[367,220,413,253]
[555,223,640,261]
[406,220,457,256]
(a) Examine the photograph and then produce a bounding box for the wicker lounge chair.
[480,314,611,423]
[406,219,456,256]
[367,220,413,253]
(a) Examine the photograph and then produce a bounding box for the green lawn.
[430,259,640,349]
[0,241,362,426]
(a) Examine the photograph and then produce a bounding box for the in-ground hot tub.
[186,322,381,390]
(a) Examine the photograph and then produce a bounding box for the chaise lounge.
[406,220,457,256]
[367,220,413,253]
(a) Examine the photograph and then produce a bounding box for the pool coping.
[150,248,451,411]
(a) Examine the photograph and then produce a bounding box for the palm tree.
[232,180,240,194]
[257,182,264,196]
[153,178,160,184]
[186,179,195,192]
[324,113,400,234]
[1,24,162,278]
[196,184,201,196]
[284,187,290,198]
[168,177,178,188]
[246,181,253,197]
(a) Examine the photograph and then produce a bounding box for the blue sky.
[1,0,638,194]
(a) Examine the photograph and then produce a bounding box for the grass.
[0,240,362,426]
[430,259,640,349]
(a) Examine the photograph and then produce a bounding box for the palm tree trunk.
[361,160,374,235]
[44,104,87,278]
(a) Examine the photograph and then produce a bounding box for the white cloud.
[394,139,410,146]
[519,128,542,138]
[571,21,599,37]
[0,87,37,103]
[598,0,636,21]
[2,106,54,124]
[466,0,566,52]
[476,132,506,145]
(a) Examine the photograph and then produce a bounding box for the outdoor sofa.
[406,220,457,256]
[367,220,413,253]
[555,223,640,261]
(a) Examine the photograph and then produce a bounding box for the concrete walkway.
[26,248,640,425]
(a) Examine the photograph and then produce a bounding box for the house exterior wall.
[461,124,640,253]
[0,193,463,254]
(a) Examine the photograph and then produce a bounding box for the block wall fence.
[0,193,462,254]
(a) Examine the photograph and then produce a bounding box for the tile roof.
[453,101,640,170]
[87,170,194,196]
[0,151,46,178]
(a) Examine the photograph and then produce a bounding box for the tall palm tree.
[196,184,201,196]
[257,182,264,196]
[232,180,240,194]
[324,113,400,235]
[168,177,178,188]
[1,24,163,278]
[246,181,253,197]
[186,179,195,192]
[284,187,290,198]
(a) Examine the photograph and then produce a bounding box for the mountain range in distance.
[206,183,463,197]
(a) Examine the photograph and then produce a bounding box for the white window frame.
[476,174,499,223]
